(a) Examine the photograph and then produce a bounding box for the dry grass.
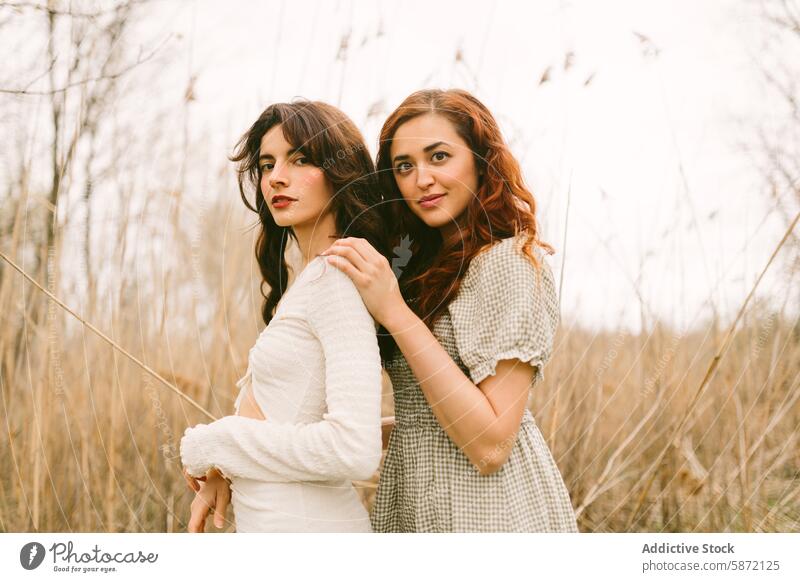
[546,314,800,532]
[1,191,798,532]
[1,162,798,532]
[1,0,798,535]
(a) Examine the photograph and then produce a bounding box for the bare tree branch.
[0,34,171,95]
[0,0,149,19]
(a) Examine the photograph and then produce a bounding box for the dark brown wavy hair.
[231,100,390,327]
[377,88,555,360]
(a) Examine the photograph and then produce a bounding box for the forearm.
[384,306,501,463]
[181,414,381,482]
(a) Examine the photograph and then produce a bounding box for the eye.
[294,155,310,166]
[394,161,413,174]
[431,151,450,162]
[260,161,274,172]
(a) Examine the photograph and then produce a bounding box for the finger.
[188,505,207,533]
[188,499,202,533]
[324,243,369,272]
[350,238,382,262]
[214,489,230,529]
[322,237,350,255]
[189,496,211,533]
[183,469,198,492]
[183,468,200,493]
[325,255,368,286]
[350,238,393,281]
[184,466,206,480]
[340,237,373,261]
[327,237,373,262]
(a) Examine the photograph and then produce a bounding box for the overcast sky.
[8,0,796,334]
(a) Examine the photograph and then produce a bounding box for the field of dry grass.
[1,190,797,533]
[1,0,798,535]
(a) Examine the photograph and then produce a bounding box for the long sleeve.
[180,261,383,482]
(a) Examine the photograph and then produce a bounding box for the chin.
[414,210,453,230]
[270,209,305,228]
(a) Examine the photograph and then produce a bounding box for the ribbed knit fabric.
[180,256,382,532]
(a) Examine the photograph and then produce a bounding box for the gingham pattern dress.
[370,236,580,532]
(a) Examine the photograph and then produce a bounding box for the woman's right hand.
[188,468,231,532]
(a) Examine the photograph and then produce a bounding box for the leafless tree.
[0,0,163,322]
[754,1,800,253]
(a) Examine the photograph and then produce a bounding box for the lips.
[271,194,297,208]
[418,193,446,208]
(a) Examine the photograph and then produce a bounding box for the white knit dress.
[180,256,383,532]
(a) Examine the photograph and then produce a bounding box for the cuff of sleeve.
[468,349,546,386]
[180,424,214,477]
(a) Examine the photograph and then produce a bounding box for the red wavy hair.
[376,88,554,352]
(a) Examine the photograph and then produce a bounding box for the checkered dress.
[370,237,579,532]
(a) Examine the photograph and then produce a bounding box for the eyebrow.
[392,141,450,163]
[258,147,302,162]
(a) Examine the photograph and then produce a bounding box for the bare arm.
[323,238,536,475]
[383,305,533,474]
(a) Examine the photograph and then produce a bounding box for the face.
[259,124,334,229]
[389,113,480,234]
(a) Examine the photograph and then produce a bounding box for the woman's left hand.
[182,466,206,493]
[188,469,231,532]
[321,237,408,328]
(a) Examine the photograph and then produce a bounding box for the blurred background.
[0,0,798,532]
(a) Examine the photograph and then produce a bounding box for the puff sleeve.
[447,237,560,386]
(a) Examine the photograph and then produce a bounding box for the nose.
[268,162,289,190]
[416,165,435,190]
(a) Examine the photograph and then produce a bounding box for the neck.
[292,212,338,269]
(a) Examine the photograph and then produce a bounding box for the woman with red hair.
[323,89,579,532]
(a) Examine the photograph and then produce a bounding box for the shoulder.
[446,237,560,385]
[449,235,558,320]
[463,236,552,286]
[303,256,360,293]
[298,257,372,320]
[290,256,356,290]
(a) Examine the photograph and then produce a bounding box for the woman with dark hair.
[323,88,579,532]
[179,100,389,532]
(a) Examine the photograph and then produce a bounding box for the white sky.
[143,0,797,333]
[7,0,795,334]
